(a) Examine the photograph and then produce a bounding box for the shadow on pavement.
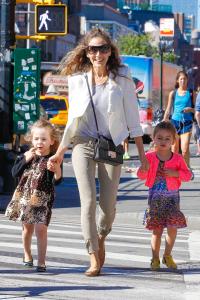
[54,177,147,209]
[0,285,133,298]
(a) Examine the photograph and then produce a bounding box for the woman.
[163,71,195,166]
[49,28,149,276]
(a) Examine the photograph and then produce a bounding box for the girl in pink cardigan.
[137,121,192,271]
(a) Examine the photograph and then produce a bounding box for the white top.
[75,81,111,139]
[61,65,143,147]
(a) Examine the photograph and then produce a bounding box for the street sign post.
[159,18,174,37]
[35,4,67,35]
[159,18,174,110]
[13,48,41,134]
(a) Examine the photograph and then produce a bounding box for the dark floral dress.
[143,160,187,230]
[5,154,61,226]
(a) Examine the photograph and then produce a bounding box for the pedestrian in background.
[5,119,62,272]
[195,88,200,156]
[123,137,130,160]
[163,71,195,167]
[49,28,149,276]
[137,121,192,271]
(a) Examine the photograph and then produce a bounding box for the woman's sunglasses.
[87,44,111,54]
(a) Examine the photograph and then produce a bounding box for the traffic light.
[35,4,67,35]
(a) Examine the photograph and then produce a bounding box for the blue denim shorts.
[171,119,193,135]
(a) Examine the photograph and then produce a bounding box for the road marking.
[0,241,186,264]
[0,223,188,243]
[0,233,188,252]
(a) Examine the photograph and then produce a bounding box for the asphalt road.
[0,142,199,299]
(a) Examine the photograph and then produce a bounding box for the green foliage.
[117,34,178,63]
[140,3,150,10]
[152,52,178,64]
[162,52,178,64]
[117,34,157,57]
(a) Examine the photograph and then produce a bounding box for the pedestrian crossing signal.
[35,4,67,35]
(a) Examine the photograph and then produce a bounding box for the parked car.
[40,95,69,127]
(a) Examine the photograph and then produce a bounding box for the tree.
[117,34,178,63]
[140,3,150,10]
[117,34,157,57]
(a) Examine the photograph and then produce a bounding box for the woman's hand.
[24,147,36,162]
[182,107,194,113]
[49,152,64,165]
[140,156,149,172]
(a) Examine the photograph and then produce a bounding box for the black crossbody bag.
[85,74,124,166]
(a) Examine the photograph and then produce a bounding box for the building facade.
[81,3,137,40]
[158,0,200,29]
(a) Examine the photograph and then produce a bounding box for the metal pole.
[160,48,163,110]
[0,0,16,195]
[0,0,15,143]
[27,3,30,49]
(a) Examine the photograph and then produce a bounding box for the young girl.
[137,121,192,271]
[5,119,62,272]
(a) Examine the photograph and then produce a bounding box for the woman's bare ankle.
[89,252,100,269]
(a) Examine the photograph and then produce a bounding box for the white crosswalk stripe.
[0,215,193,300]
[0,216,189,268]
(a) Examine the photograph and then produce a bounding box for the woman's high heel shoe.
[84,266,100,277]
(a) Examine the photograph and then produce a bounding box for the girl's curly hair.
[25,119,60,154]
[58,28,121,78]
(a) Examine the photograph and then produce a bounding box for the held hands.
[47,160,62,180]
[24,147,36,162]
[139,156,149,172]
[47,160,60,173]
[49,152,64,165]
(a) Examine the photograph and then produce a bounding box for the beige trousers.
[72,136,121,253]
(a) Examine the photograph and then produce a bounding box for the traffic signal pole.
[0,0,16,196]
[0,0,15,144]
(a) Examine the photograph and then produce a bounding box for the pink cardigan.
[137,151,192,191]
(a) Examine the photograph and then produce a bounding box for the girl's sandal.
[23,257,33,267]
[36,265,46,272]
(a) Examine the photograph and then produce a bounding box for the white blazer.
[60,65,143,147]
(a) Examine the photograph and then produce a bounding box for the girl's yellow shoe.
[162,255,177,269]
[150,258,160,271]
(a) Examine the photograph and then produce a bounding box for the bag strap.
[84,74,100,138]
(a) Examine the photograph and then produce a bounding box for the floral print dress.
[143,160,187,230]
[5,154,61,226]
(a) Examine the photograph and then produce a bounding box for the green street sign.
[13,48,41,134]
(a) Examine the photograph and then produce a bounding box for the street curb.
[116,212,200,230]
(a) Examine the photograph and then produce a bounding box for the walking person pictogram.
[39,10,51,31]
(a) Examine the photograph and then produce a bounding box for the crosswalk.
[0,215,194,300]
[0,216,190,269]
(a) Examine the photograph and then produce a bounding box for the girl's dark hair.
[58,28,121,78]
[153,121,176,140]
[25,119,60,154]
[175,70,188,89]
